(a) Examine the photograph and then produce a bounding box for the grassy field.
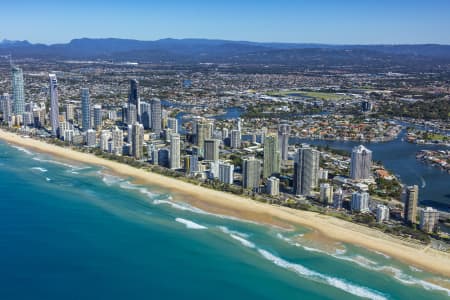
[266,90,348,101]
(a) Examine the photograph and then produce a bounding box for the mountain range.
[1,38,450,70]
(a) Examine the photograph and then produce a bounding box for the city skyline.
[1,0,450,45]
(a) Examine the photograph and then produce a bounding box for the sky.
[1,0,450,45]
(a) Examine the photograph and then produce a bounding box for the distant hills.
[1,38,450,70]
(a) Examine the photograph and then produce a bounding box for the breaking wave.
[258,249,387,300]
[219,226,254,248]
[175,218,207,230]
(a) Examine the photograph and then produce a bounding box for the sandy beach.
[1,129,449,278]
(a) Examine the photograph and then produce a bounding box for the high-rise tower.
[81,88,91,131]
[128,79,141,122]
[350,145,372,180]
[11,66,25,116]
[263,134,280,178]
[293,146,320,196]
[49,74,60,137]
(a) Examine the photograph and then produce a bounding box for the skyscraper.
[0,93,12,121]
[151,99,162,134]
[81,88,91,131]
[64,103,74,122]
[195,120,208,151]
[204,139,220,161]
[266,177,280,196]
[140,102,151,129]
[11,66,25,116]
[404,185,419,224]
[242,157,261,191]
[111,126,123,155]
[93,104,102,130]
[351,192,370,213]
[218,162,234,184]
[320,183,333,204]
[263,134,280,178]
[167,117,178,134]
[293,146,320,196]
[278,124,290,161]
[170,133,181,169]
[131,122,144,159]
[127,104,137,125]
[230,129,241,149]
[128,79,141,122]
[333,188,344,209]
[350,145,372,180]
[420,207,439,233]
[85,129,97,147]
[49,74,60,137]
[376,205,390,223]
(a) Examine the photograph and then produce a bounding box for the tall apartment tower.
[127,104,137,125]
[93,105,102,130]
[320,183,333,204]
[195,120,209,152]
[170,133,181,169]
[111,126,123,155]
[151,98,162,134]
[11,66,25,115]
[49,74,60,137]
[1,93,12,121]
[420,207,439,233]
[263,134,280,178]
[242,157,261,191]
[278,124,290,161]
[218,162,234,184]
[204,139,220,161]
[167,117,178,134]
[140,102,151,129]
[64,103,74,122]
[404,185,419,224]
[293,146,320,196]
[350,145,372,180]
[81,88,91,131]
[131,122,144,159]
[128,79,141,122]
[351,192,370,212]
[230,129,241,149]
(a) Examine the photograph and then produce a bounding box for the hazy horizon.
[1,0,450,45]
[2,36,450,47]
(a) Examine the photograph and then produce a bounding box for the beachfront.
[1,128,449,278]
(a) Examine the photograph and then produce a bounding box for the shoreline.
[1,129,449,278]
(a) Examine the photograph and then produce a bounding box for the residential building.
[420,207,439,233]
[49,74,60,137]
[170,133,181,169]
[242,157,261,190]
[218,162,234,184]
[293,146,320,196]
[351,192,370,213]
[263,134,280,178]
[404,185,419,224]
[350,145,372,180]
[266,176,280,196]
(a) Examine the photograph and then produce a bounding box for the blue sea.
[0,140,449,300]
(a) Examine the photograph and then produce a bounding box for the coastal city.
[2,1,450,299]
[0,58,448,251]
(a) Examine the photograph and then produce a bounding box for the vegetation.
[378,98,449,120]
[267,90,348,101]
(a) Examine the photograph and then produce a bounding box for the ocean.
[0,140,449,300]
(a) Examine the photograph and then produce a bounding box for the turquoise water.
[0,140,449,300]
